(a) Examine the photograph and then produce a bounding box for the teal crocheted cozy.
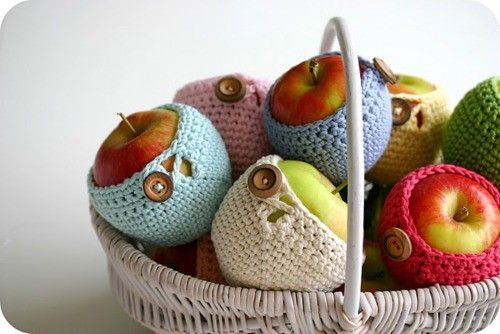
[442,77,500,187]
[87,103,232,246]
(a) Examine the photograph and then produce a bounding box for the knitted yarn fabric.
[196,233,226,284]
[378,164,500,288]
[367,84,451,185]
[263,53,392,184]
[174,74,274,180]
[211,155,347,292]
[88,103,232,246]
[442,77,500,187]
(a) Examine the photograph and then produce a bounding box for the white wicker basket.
[90,17,500,333]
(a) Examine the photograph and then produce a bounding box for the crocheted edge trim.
[394,163,500,258]
[87,103,200,192]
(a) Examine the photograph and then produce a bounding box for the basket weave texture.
[91,208,500,334]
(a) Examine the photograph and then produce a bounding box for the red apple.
[410,173,500,254]
[93,109,179,187]
[271,54,364,125]
[152,241,198,277]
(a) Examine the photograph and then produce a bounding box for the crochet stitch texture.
[88,103,232,246]
[367,85,451,185]
[378,164,500,288]
[263,53,392,184]
[443,77,500,187]
[211,155,347,291]
[174,74,274,180]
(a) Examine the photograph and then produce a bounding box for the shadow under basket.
[91,208,500,334]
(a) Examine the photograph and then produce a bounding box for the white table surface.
[0,0,499,333]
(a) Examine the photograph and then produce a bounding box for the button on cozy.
[174,74,274,180]
[87,103,232,246]
[367,84,451,185]
[378,164,500,288]
[211,155,348,292]
[263,53,392,184]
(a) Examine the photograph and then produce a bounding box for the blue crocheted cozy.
[263,52,392,184]
[87,103,232,246]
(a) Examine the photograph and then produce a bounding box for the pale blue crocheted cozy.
[87,103,232,246]
[263,52,392,184]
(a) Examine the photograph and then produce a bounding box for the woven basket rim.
[91,206,500,304]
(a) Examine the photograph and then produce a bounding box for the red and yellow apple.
[409,173,500,254]
[271,54,364,125]
[269,160,348,242]
[93,109,191,187]
[388,74,435,95]
[361,240,401,292]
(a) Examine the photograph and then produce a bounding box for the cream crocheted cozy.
[211,155,347,292]
[366,86,451,185]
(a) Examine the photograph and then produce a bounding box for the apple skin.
[151,241,198,277]
[364,184,390,241]
[387,74,435,95]
[409,173,500,254]
[378,164,500,288]
[271,54,361,125]
[93,109,178,187]
[276,160,348,242]
[362,241,401,292]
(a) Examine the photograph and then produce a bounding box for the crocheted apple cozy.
[173,74,274,180]
[443,77,500,187]
[211,155,347,292]
[263,53,392,184]
[378,164,500,288]
[196,233,226,284]
[366,85,451,185]
[88,103,232,246]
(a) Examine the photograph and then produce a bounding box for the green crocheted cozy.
[443,77,500,187]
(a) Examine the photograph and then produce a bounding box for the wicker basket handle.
[320,17,364,319]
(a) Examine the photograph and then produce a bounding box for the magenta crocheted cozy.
[378,164,500,288]
[174,74,274,180]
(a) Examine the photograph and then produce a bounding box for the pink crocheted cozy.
[174,74,273,180]
[378,164,500,288]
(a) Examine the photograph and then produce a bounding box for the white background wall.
[0,0,499,333]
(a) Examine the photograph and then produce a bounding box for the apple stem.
[332,179,348,195]
[453,206,469,222]
[117,113,137,135]
[309,58,320,85]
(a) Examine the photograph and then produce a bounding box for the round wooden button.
[143,172,173,202]
[383,227,412,261]
[373,57,397,84]
[214,76,246,103]
[247,164,282,199]
[391,98,412,126]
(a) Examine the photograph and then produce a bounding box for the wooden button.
[247,164,282,199]
[214,76,246,103]
[383,227,412,261]
[373,57,397,84]
[391,98,412,126]
[143,172,173,202]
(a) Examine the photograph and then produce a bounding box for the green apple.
[269,160,348,242]
[388,74,435,95]
[361,240,401,292]
[364,184,390,241]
